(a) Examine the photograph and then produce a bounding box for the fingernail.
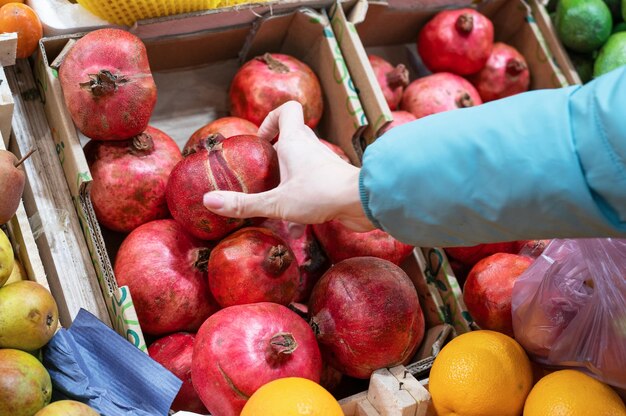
[203,193,224,209]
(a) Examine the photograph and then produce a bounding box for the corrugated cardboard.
[34,6,367,350]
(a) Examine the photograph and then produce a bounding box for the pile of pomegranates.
[371,8,531,136]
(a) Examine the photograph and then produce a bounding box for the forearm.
[360,67,626,247]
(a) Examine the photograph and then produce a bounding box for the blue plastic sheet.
[43,309,182,416]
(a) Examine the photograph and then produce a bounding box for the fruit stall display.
[0,0,625,415]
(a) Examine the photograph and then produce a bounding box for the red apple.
[463,253,533,336]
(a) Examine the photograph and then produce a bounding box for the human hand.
[202,101,375,232]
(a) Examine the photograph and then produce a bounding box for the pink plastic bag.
[511,238,626,388]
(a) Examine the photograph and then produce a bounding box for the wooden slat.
[5,59,110,328]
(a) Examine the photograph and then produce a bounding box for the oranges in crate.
[0,2,42,59]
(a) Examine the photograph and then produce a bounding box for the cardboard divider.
[34,6,367,352]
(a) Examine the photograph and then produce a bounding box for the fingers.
[258,101,305,142]
[203,190,277,219]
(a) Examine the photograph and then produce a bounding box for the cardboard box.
[34,6,369,350]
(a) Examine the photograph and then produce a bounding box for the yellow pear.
[5,256,26,284]
[0,149,27,225]
[0,348,52,416]
[0,280,59,350]
[0,228,14,286]
[34,400,100,416]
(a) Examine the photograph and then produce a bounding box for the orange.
[0,0,23,6]
[240,377,343,416]
[524,369,626,416]
[0,3,43,59]
[429,330,533,416]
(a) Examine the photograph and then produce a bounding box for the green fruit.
[613,21,626,33]
[34,400,100,416]
[569,52,595,83]
[556,0,613,53]
[602,0,622,20]
[0,228,14,286]
[0,280,59,350]
[593,32,626,77]
[0,349,52,416]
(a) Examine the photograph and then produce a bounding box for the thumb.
[203,190,276,219]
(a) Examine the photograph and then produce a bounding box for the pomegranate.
[114,219,219,335]
[313,220,413,265]
[309,257,425,379]
[445,241,520,270]
[468,42,530,102]
[320,361,343,392]
[417,8,494,75]
[229,53,323,128]
[260,219,330,302]
[59,28,157,141]
[208,227,299,307]
[192,302,322,416]
[148,333,206,413]
[182,117,258,156]
[401,73,482,119]
[84,126,182,233]
[368,55,409,110]
[319,139,351,164]
[463,253,533,336]
[379,110,417,135]
[166,134,280,241]
[516,239,551,259]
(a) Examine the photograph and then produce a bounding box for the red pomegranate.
[183,117,258,156]
[208,227,299,307]
[192,302,322,416]
[379,110,417,135]
[445,241,520,270]
[166,134,280,241]
[516,239,551,259]
[260,219,330,302]
[313,220,413,265]
[401,73,482,119]
[84,126,182,233]
[463,253,533,336]
[229,53,323,128]
[319,139,351,163]
[468,42,530,102]
[59,28,157,141]
[418,8,494,75]
[309,257,425,379]
[114,219,219,335]
[148,333,206,413]
[368,55,409,110]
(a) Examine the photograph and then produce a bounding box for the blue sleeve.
[359,66,626,247]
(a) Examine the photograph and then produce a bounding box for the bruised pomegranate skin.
[59,29,157,141]
[183,117,258,156]
[229,53,324,128]
[192,302,322,416]
[463,253,533,336]
[114,219,219,335]
[313,220,413,265]
[85,126,182,233]
[166,134,280,241]
[368,55,409,110]
[468,42,530,102]
[400,72,482,119]
[379,111,417,135]
[260,219,330,303]
[418,8,494,75]
[309,257,425,379]
[148,333,207,413]
[319,139,351,164]
[208,227,300,307]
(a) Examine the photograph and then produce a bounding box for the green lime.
[613,21,626,33]
[593,32,626,77]
[569,52,595,82]
[556,0,613,53]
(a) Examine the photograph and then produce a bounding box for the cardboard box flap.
[241,7,368,165]
[329,1,392,143]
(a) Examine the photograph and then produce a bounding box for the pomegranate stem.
[456,13,474,34]
[194,248,211,272]
[506,59,527,77]
[132,132,154,151]
[264,245,293,276]
[79,69,129,97]
[386,64,409,89]
[14,148,37,167]
[456,92,474,108]
[259,53,290,74]
[269,332,298,356]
